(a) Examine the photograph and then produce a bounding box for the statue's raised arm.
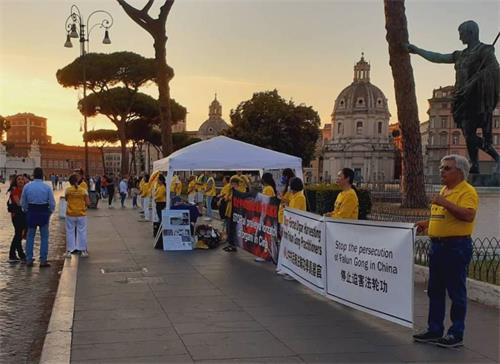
[406,44,455,64]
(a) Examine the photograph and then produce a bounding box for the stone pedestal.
[468,173,500,187]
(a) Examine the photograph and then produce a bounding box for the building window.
[494,117,500,129]
[494,134,500,145]
[452,132,460,145]
[439,132,448,145]
[337,122,343,135]
[429,133,435,145]
[377,98,383,107]
[440,117,447,128]
[356,121,363,135]
[356,98,364,107]
[339,99,345,108]
[377,122,382,134]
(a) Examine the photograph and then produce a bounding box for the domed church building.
[323,54,395,182]
[197,94,230,140]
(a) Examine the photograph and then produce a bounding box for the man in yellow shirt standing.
[414,155,478,348]
[326,168,358,219]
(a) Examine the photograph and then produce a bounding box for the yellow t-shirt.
[187,180,197,195]
[196,174,206,192]
[262,185,276,197]
[331,188,359,219]
[65,185,88,217]
[170,176,182,196]
[79,180,88,191]
[220,183,231,198]
[154,184,166,203]
[205,176,216,197]
[140,181,151,198]
[289,191,306,211]
[278,191,292,224]
[428,180,478,237]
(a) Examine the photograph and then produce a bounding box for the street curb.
[39,255,79,364]
[414,264,500,309]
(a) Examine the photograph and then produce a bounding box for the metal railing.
[415,237,500,285]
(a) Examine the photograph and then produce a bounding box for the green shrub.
[304,184,372,220]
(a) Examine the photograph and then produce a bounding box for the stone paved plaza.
[0,183,66,363]
[67,206,498,363]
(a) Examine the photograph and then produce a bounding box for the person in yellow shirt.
[278,168,295,225]
[223,176,241,252]
[154,174,167,223]
[326,168,359,219]
[65,174,90,258]
[288,177,306,211]
[414,155,478,348]
[187,175,197,204]
[261,172,277,197]
[170,175,182,199]
[77,169,88,191]
[205,172,217,218]
[217,176,231,219]
[235,171,250,192]
[195,172,206,207]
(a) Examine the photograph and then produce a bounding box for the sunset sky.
[1,0,499,146]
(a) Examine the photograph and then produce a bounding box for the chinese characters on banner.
[277,209,326,295]
[276,208,415,328]
[231,190,280,262]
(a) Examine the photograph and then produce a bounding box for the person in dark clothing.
[106,174,115,208]
[8,175,27,263]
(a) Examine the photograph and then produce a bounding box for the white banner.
[325,219,415,328]
[277,208,326,294]
[162,209,193,251]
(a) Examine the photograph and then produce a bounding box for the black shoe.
[39,261,51,268]
[223,246,237,252]
[71,250,80,255]
[8,258,20,264]
[436,334,463,348]
[26,260,34,267]
[413,331,442,343]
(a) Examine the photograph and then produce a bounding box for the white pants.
[143,197,151,220]
[65,216,88,252]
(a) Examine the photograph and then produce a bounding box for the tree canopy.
[224,90,321,166]
[56,51,156,92]
[83,129,119,145]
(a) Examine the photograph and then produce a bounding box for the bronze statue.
[408,21,500,174]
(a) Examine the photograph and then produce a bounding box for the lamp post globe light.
[64,4,113,178]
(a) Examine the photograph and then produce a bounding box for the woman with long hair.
[65,174,90,257]
[8,175,27,263]
[261,172,277,197]
[278,168,296,225]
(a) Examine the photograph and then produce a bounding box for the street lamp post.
[64,4,113,178]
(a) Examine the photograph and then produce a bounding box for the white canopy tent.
[153,136,303,208]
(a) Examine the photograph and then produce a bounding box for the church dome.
[198,94,230,138]
[332,54,389,116]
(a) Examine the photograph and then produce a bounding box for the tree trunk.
[116,0,175,157]
[99,144,106,175]
[117,122,129,176]
[154,37,174,157]
[383,0,427,208]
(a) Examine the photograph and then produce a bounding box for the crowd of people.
[4,153,479,348]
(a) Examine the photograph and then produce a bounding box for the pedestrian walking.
[21,167,55,268]
[130,177,139,209]
[7,175,27,263]
[414,154,478,348]
[64,174,90,257]
[119,176,128,208]
[106,174,115,208]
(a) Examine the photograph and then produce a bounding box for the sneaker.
[8,258,20,264]
[254,257,266,262]
[276,270,287,276]
[413,331,442,343]
[436,334,463,348]
[65,251,72,258]
[71,250,80,255]
[26,260,34,267]
[283,274,296,281]
[81,251,89,258]
[39,261,51,268]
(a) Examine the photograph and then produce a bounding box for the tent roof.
[153,136,302,172]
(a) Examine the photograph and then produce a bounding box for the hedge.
[304,184,372,220]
